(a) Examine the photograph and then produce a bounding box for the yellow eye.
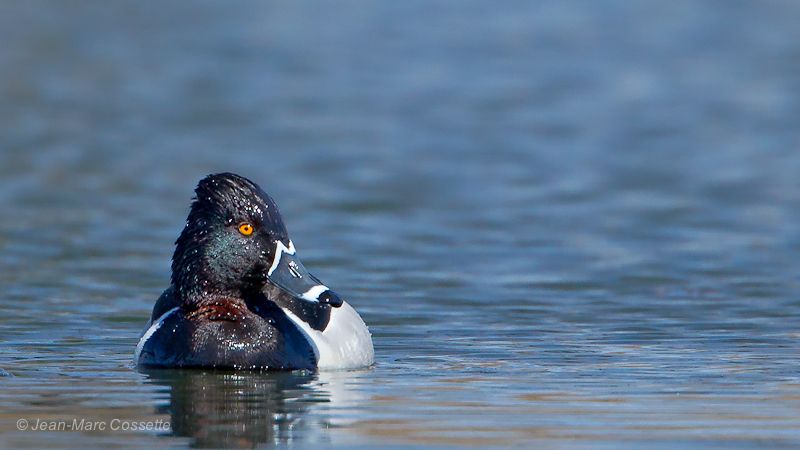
[238,223,254,236]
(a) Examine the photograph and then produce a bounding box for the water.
[1,0,799,448]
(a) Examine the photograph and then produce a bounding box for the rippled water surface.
[1,1,800,448]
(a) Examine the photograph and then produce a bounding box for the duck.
[135,172,374,370]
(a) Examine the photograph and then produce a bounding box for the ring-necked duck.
[135,173,374,370]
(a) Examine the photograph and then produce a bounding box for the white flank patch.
[282,302,374,370]
[134,307,179,363]
[267,240,296,276]
[301,284,329,302]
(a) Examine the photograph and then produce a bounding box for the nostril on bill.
[317,290,344,308]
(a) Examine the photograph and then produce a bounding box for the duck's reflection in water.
[143,369,336,448]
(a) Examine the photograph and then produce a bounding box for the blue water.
[1,1,800,448]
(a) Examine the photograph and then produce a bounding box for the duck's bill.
[266,240,343,308]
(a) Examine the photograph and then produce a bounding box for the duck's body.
[135,173,373,371]
[283,300,374,369]
[135,291,317,370]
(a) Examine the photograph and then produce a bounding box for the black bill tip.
[317,290,344,308]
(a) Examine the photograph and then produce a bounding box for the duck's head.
[172,172,343,309]
[172,172,285,305]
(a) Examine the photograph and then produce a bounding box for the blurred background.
[1,1,799,448]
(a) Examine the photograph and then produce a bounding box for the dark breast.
[138,297,316,370]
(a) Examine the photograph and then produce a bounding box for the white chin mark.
[301,284,329,302]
